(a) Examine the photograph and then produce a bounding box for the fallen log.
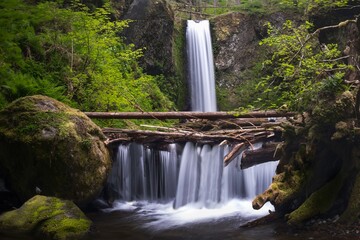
[85,111,295,120]
[104,128,250,145]
[178,118,286,130]
[240,142,282,169]
[103,127,274,146]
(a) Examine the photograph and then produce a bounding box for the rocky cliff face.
[119,0,175,76]
[114,0,187,108]
[211,12,301,110]
[310,7,360,83]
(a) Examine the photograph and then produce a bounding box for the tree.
[252,20,350,111]
[0,0,173,116]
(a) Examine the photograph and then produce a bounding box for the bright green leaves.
[0,0,173,117]
[254,20,350,111]
[273,0,349,14]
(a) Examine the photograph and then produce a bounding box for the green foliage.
[171,21,187,109]
[0,0,173,126]
[191,0,348,17]
[277,0,348,14]
[249,20,350,111]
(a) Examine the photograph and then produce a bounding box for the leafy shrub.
[0,0,173,118]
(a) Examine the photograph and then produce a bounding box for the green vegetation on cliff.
[233,18,353,112]
[174,0,349,17]
[0,0,173,122]
[253,20,350,111]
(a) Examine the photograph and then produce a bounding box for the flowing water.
[84,143,350,240]
[85,19,280,239]
[187,20,217,112]
[84,142,280,239]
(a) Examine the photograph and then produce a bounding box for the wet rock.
[0,95,111,205]
[0,195,91,240]
[253,90,360,225]
[211,11,301,110]
[120,0,175,76]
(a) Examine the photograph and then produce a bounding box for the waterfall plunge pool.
[87,200,275,240]
[84,142,352,240]
[85,199,349,240]
[85,142,280,239]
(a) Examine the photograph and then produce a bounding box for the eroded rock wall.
[211,12,301,110]
[120,0,175,76]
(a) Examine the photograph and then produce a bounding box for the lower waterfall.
[106,142,277,209]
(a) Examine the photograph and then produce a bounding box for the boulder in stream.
[0,195,91,240]
[0,95,111,205]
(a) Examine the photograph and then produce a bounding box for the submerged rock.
[0,195,91,240]
[0,95,111,205]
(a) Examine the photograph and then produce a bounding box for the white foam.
[105,199,274,231]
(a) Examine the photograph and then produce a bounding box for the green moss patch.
[0,95,111,204]
[0,195,91,240]
[287,170,345,225]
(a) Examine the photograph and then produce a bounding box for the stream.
[85,200,351,240]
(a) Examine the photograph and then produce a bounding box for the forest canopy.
[0,0,173,115]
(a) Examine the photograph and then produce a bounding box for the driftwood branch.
[224,143,246,167]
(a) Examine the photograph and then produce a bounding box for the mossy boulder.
[0,95,111,205]
[253,91,360,225]
[0,195,91,240]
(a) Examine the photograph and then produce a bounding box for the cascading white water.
[107,142,277,208]
[105,20,278,227]
[107,143,180,202]
[173,142,277,209]
[187,20,217,112]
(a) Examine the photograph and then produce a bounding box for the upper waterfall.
[187,20,217,112]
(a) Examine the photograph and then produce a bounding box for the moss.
[0,195,91,240]
[172,19,187,109]
[339,174,360,223]
[40,217,91,240]
[339,147,360,224]
[253,170,305,210]
[287,170,345,225]
[311,91,355,132]
[275,170,304,204]
[0,95,111,204]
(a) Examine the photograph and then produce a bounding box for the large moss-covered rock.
[0,195,91,240]
[0,95,111,204]
[253,91,360,225]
